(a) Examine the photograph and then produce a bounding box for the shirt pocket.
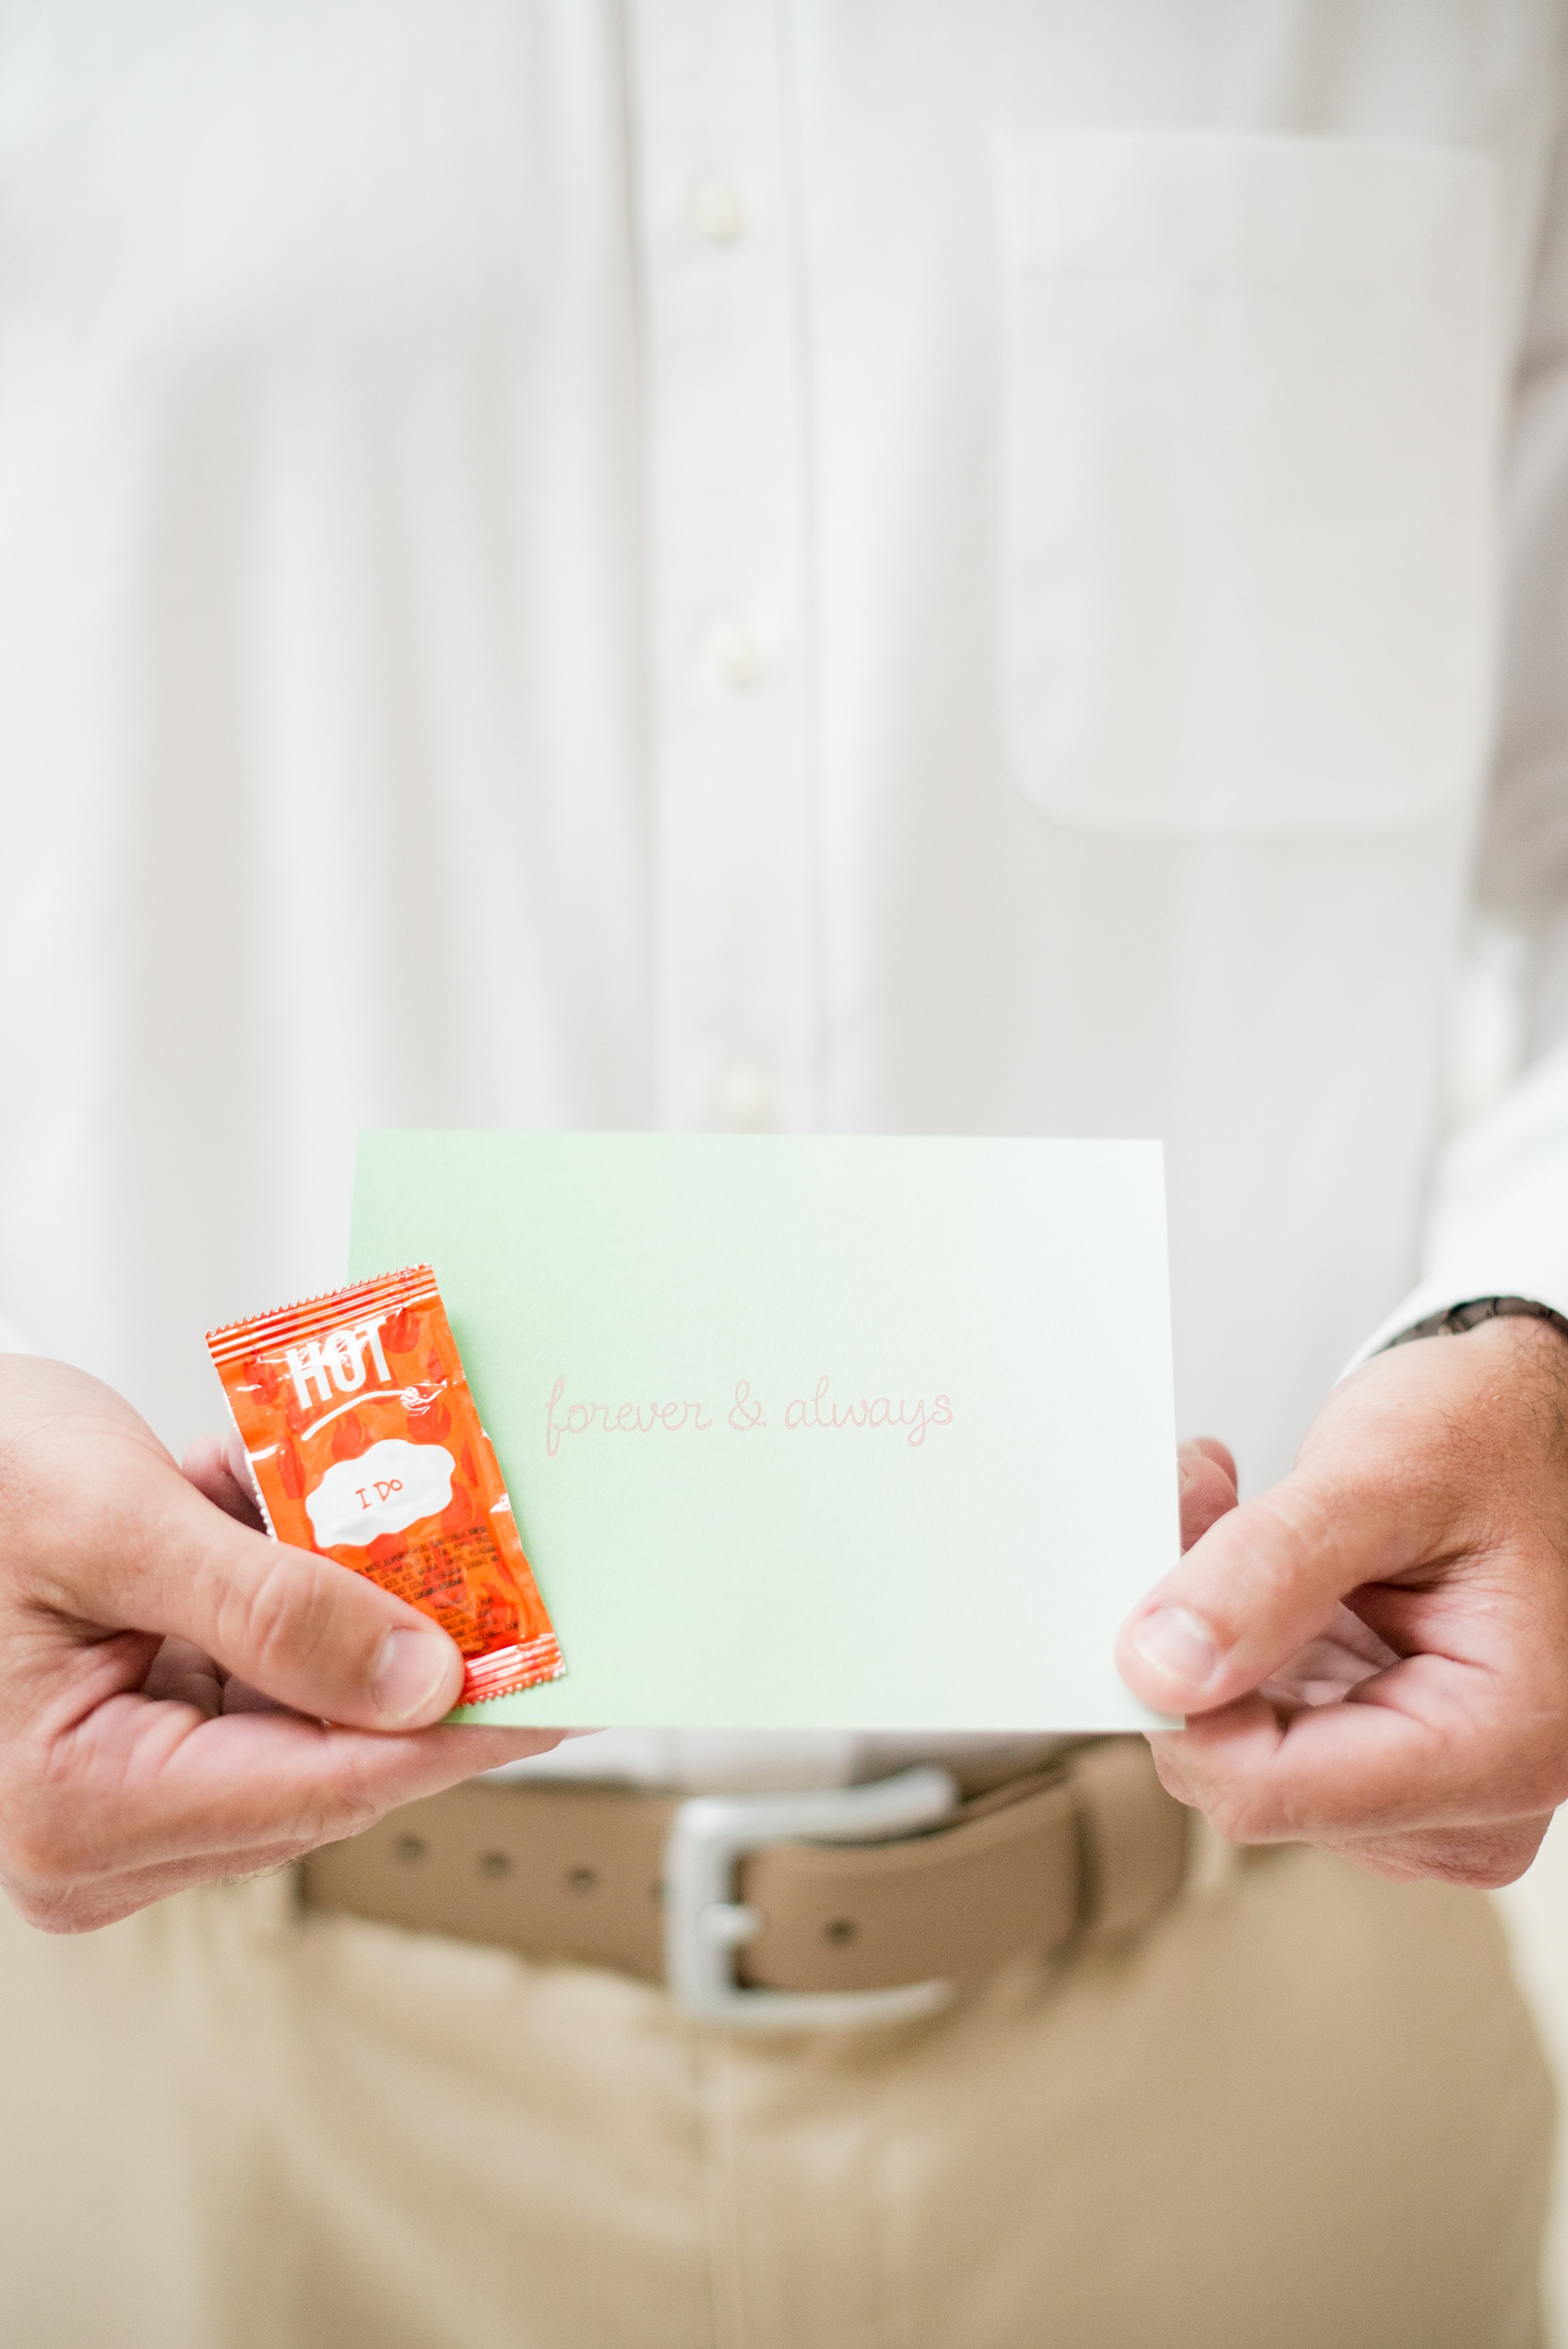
[996,130,1500,838]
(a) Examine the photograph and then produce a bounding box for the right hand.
[0,1355,565,1932]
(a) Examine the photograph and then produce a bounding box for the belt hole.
[565,1866,599,1896]
[479,1851,512,1880]
[824,1917,858,1946]
[394,1835,427,1864]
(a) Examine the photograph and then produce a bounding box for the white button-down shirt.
[5,2,1568,1786]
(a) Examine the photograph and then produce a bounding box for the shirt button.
[687,176,748,246]
[703,617,767,692]
[715,1061,774,1132]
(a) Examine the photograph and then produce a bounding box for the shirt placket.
[628,0,817,1136]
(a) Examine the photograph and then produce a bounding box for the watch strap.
[1383,1294,1568,1350]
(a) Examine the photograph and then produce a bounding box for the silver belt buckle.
[662,1764,959,2029]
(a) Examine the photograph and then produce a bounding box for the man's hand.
[1119,1316,1568,1889]
[0,1356,564,1932]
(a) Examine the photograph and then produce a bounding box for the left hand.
[1118,1315,1568,1888]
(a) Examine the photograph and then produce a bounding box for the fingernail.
[1130,1605,1220,1691]
[372,1628,458,1725]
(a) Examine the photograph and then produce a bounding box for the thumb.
[117,1467,464,1731]
[1116,1466,1408,1716]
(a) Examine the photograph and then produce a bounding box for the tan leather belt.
[302,1739,1190,2029]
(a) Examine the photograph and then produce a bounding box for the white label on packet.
[304,1437,456,1549]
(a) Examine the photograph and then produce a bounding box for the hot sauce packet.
[207,1265,563,1706]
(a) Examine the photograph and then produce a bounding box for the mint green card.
[350,1134,1176,1733]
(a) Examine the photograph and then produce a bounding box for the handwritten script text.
[545,1375,954,1458]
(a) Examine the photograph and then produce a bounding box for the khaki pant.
[0,1843,1551,2348]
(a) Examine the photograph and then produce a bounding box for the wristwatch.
[1383,1295,1568,1350]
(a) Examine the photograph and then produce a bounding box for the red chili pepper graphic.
[277,1437,304,1500]
[331,1412,369,1461]
[383,1306,418,1355]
